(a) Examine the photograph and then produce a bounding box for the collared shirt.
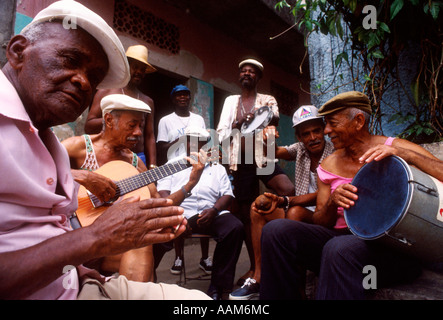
[0,70,81,299]
[216,94,279,171]
[285,140,335,196]
[157,162,234,219]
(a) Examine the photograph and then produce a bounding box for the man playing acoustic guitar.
[62,94,207,282]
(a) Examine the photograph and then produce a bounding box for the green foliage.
[274,0,442,142]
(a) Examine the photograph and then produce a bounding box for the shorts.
[231,162,285,202]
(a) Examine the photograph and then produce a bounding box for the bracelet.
[149,164,157,169]
[281,196,290,213]
[211,206,220,214]
[181,186,192,198]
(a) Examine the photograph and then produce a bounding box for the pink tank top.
[317,137,395,229]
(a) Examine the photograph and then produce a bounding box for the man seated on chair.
[157,126,244,300]
[229,105,334,300]
[62,94,207,283]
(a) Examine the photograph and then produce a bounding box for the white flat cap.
[21,0,129,90]
[184,126,210,140]
[239,59,264,72]
[101,94,151,116]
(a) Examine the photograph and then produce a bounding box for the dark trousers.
[187,213,244,291]
[260,220,421,300]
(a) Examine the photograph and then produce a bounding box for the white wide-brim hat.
[20,0,130,90]
[101,94,151,116]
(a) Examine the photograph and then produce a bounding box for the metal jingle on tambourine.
[241,106,273,135]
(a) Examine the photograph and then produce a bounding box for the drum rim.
[344,155,414,240]
[241,106,273,135]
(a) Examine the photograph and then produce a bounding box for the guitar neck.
[115,160,190,197]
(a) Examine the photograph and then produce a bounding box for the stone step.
[305,265,443,300]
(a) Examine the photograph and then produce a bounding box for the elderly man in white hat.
[157,126,244,300]
[85,44,158,170]
[216,58,295,287]
[229,105,334,300]
[0,0,209,300]
[63,93,209,283]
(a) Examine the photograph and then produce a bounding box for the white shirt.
[157,162,234,219]
[157,112,206,160]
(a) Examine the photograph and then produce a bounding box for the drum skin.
[345,156,443,263]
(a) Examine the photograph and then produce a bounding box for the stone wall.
[307,9,422,138]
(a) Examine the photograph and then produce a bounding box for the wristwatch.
[181,186,192,198]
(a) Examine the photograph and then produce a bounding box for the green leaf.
[390,0,404,20]
[371,50,385,59]
[378,22,391,34]
[336,15,344,39]
[411,79,420,105]
[305,20,313,31]
[429,2,441,20]
[388,113,402,123]
[349,0,358,12]
[424,128,435,135]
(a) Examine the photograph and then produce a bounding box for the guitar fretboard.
[115,160,190,197]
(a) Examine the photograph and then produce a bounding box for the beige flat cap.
[318,91,372,116]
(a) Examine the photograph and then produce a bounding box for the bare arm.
[84,89,112,134]
[71,169,117,202]
[0,197,186,299]
[144,111,157,167]
[311,178,358,228]
[360,139,443,181]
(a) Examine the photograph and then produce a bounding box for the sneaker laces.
[202,256,212,267]
[242,277,256,288]
[174,257,182,267]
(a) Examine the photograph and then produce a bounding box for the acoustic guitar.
[75,158,192,228]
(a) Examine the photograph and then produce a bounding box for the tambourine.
[241,106,273,135]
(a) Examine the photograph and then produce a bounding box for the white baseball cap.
[20,0,130,90]
[101,94,151,116]
[184,126,210,141]
[292,105,323,128]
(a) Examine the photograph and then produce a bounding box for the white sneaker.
[170,257,183,275]
[199,256,213,274]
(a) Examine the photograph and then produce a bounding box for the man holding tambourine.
[216,59,295,286]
